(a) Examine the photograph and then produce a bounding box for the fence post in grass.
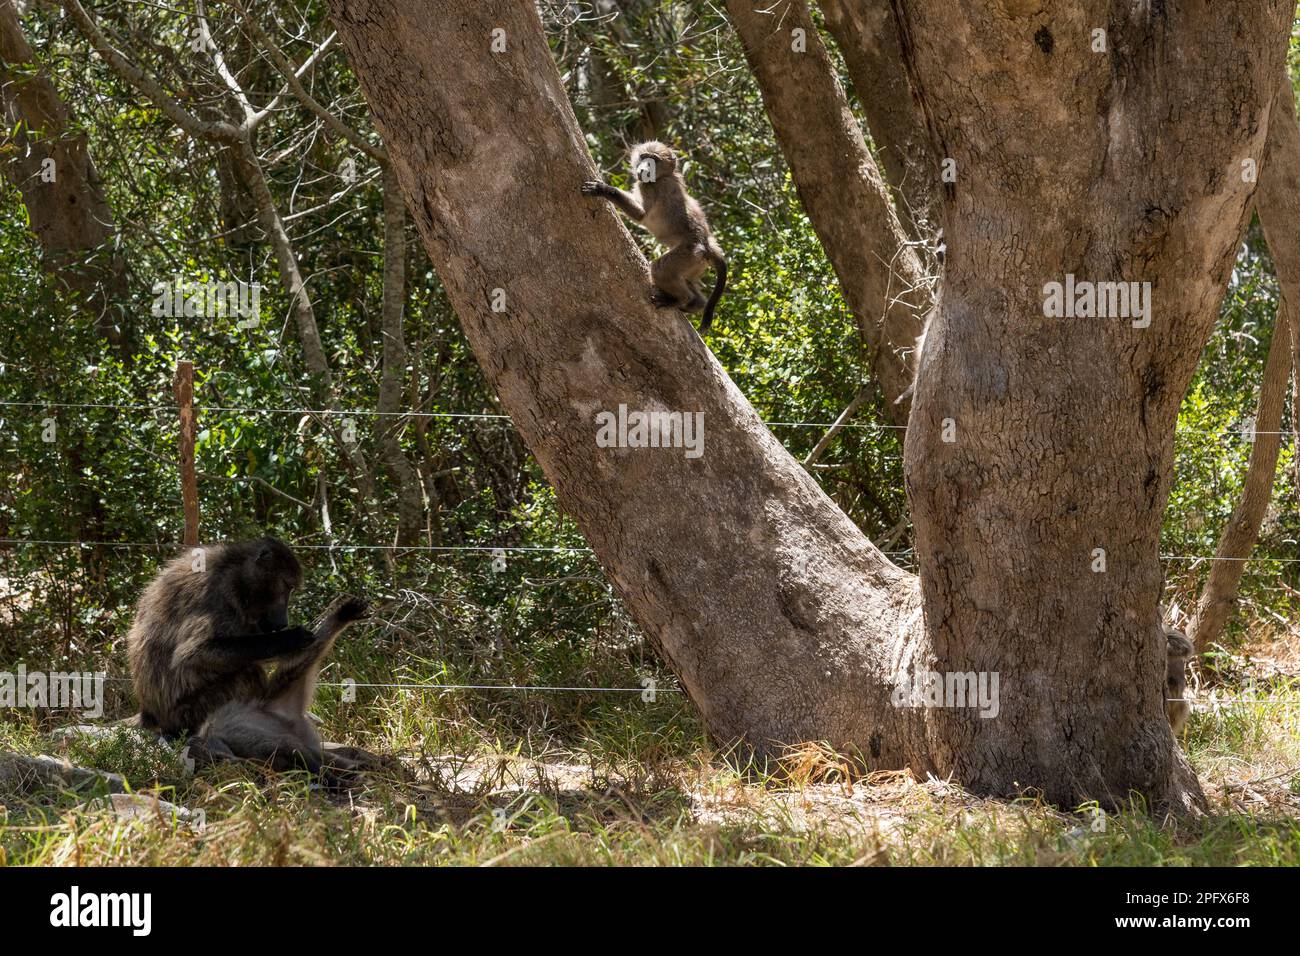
[174,359,199,547]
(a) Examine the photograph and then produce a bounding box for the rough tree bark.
[896,1,1288,806]
[0,0,126,343]
[817,0,935,238]
[327,0,1288,810]
[328,0,927,770]
[725,0,928,421]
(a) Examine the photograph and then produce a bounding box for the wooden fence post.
[174,360,199,546]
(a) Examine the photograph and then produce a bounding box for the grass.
[2,558,1298,867]
[2,665,1299,866]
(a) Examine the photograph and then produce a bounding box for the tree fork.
[325,0,1289,811]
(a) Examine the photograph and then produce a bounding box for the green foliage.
[1162,219,1298,629]
[0,0,1296,866]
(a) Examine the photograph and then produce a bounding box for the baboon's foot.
[322,742,388,772]
[181,734,233,769]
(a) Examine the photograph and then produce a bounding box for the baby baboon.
[581,140,727,334]
[1164,625,1193,735]
[127,538,367,770]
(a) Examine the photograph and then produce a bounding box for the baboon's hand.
[580,181,606,196]
[334,596,368,623]
[284,626,317,650]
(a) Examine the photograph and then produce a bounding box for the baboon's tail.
[700,252,727,335]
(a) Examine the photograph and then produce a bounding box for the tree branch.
[232,0,386,162]
[1257,71,1300,503]
[1187,305,1291,651]
[725,0,929,421]
[59,0,241,144]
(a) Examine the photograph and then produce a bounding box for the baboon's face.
[632,141,676,181]
[241,538,302,632]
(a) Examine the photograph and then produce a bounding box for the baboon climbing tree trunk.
[326,0,1290,811]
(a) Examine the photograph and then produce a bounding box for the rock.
[85,793,199,828]
[0,751,126,793]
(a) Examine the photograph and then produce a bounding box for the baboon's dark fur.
[200,594,367,772]
[127,537,309,736]
[1164,627,1193,735]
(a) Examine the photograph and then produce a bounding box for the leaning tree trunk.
[1257,73,1300,502]
[896,0,1289,804]
[1187,305,1291,652]
[327,0,927,765]
[1186,73,1300,652]
[0,0,126,345]
[327,0,1287,811]
[817,0,936,240]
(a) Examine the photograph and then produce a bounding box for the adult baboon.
[127,537,370,771]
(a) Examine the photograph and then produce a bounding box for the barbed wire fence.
[1,363,1298,712]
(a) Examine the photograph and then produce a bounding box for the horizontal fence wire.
[86,676,680,694]
[0,538,1295,564]
[54,675,1300,705]
[1,398,1294,436]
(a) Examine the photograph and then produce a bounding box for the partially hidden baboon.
[127,537,368,771]
[581,141,727,334]
[1164,624,1193,735]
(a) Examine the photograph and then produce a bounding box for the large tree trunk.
[0,0,126,344]
[327,0,926,762]
[725,0,928,420]
[896,0,1288,803]
[327,0,1287,811]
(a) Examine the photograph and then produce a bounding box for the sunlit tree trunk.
[327,0,1289,811]
[896,0,1288,804]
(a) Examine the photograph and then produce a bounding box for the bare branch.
[232,0,387,162]
[195,0,256,124]
[59,0,242,144]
